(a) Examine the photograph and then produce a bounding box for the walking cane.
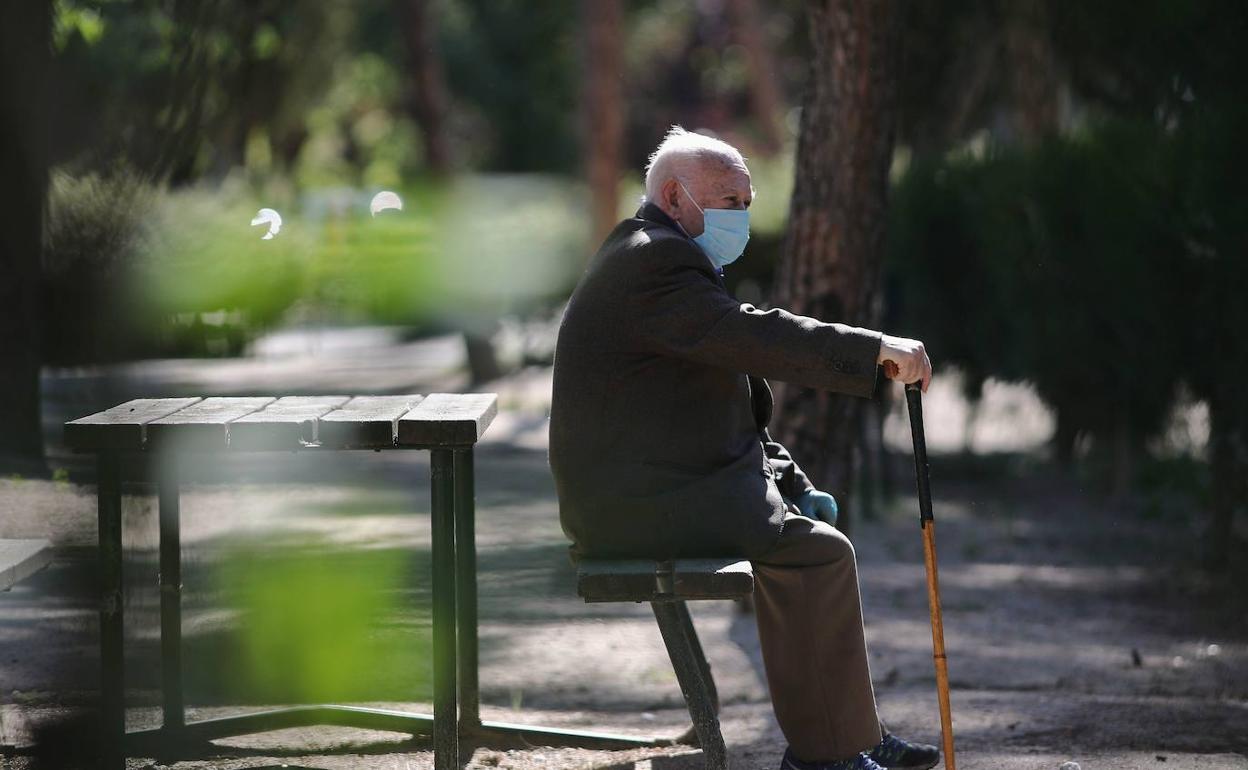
[904,380,957,770]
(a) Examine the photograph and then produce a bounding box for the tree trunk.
[581,0,625,245]
[770,0,902,537]
[397,0,452,176]
[1110,402,1135,502]
[1206,386,1245,571]
[0,0,50,474]
[1003,0,1060,145]
[1053,407,1079,468]
[726,0,787,155]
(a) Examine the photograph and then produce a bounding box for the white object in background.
[250,208,283,240]
[370,190,403,216]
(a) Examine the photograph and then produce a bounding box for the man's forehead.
[695,160,752,191]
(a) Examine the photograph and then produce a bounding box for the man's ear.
[661,178,681,211]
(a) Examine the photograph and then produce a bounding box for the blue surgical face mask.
[678,181,750,269]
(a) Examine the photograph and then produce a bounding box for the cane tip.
[1059,762,1081,770]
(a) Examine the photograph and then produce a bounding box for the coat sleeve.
[634,240,883,397]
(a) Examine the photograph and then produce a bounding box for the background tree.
[581,0,625,245]
[726,0,787,155]
[397,0,452,176]
[0,0,51,473]
[770,0,902,535]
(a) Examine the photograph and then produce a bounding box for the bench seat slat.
[316,395,425,449]
[577,558,753,602]
[397,393,498,447]
[229,395,352,450]
[146,397,277,450]
[64,398,203,450]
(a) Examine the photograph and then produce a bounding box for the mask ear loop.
[672,179,702,240]
[676,180,705,215]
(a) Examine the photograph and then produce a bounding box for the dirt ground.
[1,335,1245,770]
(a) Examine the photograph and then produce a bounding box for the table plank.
[146,397,277,450]
[64,398,204,450]
[397,393,498,447]
[228,396,352,450]
[316,395,425,449]
[0,539,53,591]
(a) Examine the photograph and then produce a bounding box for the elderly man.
[549,127,937,770]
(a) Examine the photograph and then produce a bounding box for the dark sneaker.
[867,732,941,770]
[780,747,888,770]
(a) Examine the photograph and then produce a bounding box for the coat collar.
[636,201,725,279]
[637,201,683,232]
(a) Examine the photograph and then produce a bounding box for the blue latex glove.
[794,488,838,526]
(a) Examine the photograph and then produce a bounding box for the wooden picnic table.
[65,394,656,770]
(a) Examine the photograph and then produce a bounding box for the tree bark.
[581,0,625,245]
[726,0,787,155]
[397,0,452,176]
[1003,0,1060,145]
[0,0,50,473]
[770,0,902,536]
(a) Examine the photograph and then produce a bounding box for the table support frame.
[96,445,662,770]
[159,455,185,731]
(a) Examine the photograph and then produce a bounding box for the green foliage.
[42,167,157,363]
[439,0,579,172]
[215,543,429,703]
[886,119,1190,462]
[51,0,354,182]
[293,50,423,189]
[44,167,154,280]
[137,180,443,336]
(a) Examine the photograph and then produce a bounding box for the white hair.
[643,126,747,203]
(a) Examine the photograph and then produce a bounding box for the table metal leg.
[454,447,480,733]
[97,453,125,770]
[430,449,459,768]
[158,456,184,731]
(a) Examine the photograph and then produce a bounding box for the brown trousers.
[751,511,883,762]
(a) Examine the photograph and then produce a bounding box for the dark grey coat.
[549,203,882,560]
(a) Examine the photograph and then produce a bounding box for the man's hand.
[794,488,838,527]
[878,334,932,392]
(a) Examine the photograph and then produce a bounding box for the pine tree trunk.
[770,0,901,536]
[581,0,625,245]
[398,0,451,175]
[1003,0,1060,145]
[726,0,787,154]
[0,0,49,473]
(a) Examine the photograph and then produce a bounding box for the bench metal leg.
[98,453,125,770]
[454,447,480,734]
[672,600,720,714]
[652,601,728,770]
[158,456,184,732]
[430,448,459,769]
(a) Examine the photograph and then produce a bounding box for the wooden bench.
[577,557,754,770]
[0,538,52,591]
